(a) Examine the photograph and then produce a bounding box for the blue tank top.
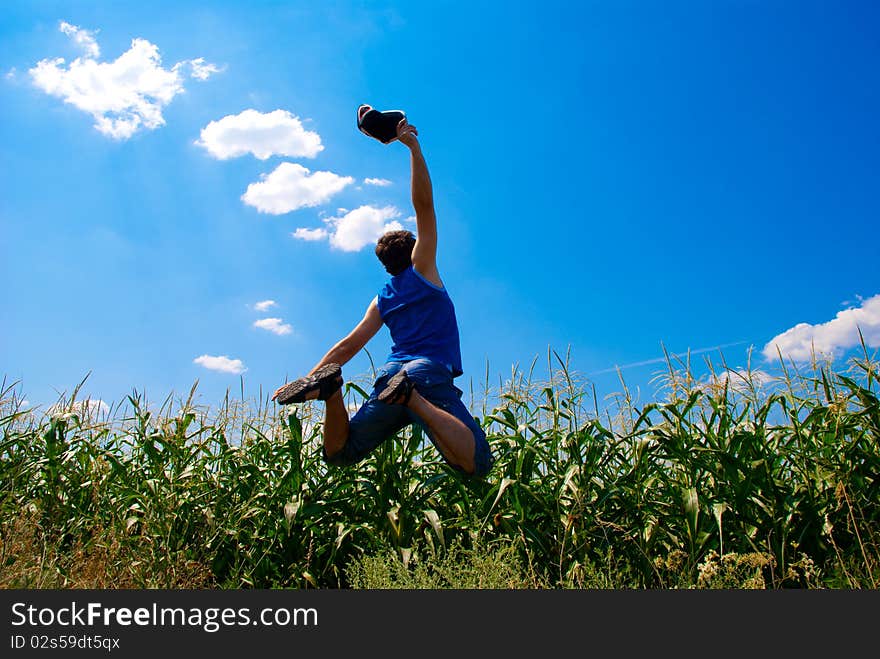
[376,266,463,377]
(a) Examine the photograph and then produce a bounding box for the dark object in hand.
[357,104,406,144]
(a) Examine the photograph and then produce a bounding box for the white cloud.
[364,177,392,187]
[6,67,17,80]
[292,205,404,252]
[193,354,247,374]
[196,109,322,160]
[59,21,100,59]
[241,163,353,214]
[292,227,329,241]
[708,369,776,393]
[48,398,110,419]
[330,206,403,252]
[29,21,218,140]
[253,317,293,335]
[186,57,222,80]
[763,294,880,362]
[253,299,276,312]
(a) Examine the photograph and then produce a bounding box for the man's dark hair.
[375,230,416,275]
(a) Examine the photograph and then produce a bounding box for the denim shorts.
[323,358,494,477]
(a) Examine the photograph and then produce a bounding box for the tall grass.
[1,346,878,589]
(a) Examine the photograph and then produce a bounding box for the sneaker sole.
[377,371,413,405]
[275,363,342,405]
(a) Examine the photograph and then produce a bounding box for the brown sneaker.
[377,370,415,405]
[273,363,343,405]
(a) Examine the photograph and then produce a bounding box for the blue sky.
[2,1,878,416]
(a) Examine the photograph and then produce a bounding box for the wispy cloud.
[292,205,403,252]
[763,294,880,362]
[292,227,329,241]
[588,341,750,376]
[186,57,223,80]
[193,354,246,374]
[196,109,322,160]
[29,20,219,140]
[364,177,392,187]
[253,317,292,336]
[241,163,353,214]
[59,21,100,58]
[253,299,276,312]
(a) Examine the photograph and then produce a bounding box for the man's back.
[377,265,462,377]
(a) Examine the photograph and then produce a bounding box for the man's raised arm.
[397,119,442,287]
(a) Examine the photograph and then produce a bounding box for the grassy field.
[2,347,878,589]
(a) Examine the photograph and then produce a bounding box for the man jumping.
[271,117,494,478]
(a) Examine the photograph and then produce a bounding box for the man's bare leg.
[321,389,349,458]
[406,390,476,474]
[296,387,349,459]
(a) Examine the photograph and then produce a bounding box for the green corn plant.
[2,347,878,589]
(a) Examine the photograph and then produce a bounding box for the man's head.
[375,229,416,276]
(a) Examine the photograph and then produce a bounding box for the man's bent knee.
[471,434,494,478]
[451,434,493,478]
[323,445,357,467]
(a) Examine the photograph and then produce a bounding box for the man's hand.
[397,118,419,149]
